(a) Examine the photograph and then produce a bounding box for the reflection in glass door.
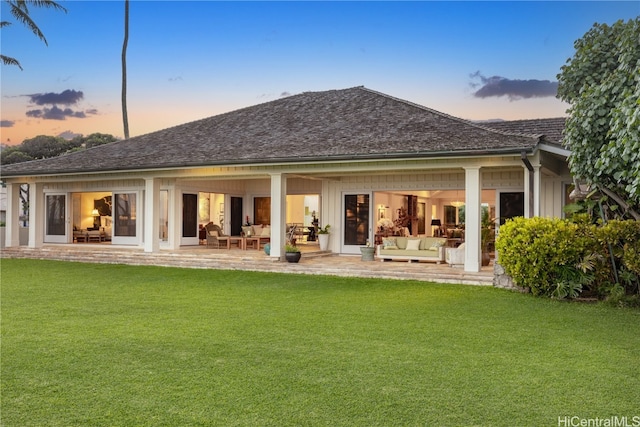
[343,193,370,253]
[159,190,168,242]
[45,194,67,243]
[112,192,138,245]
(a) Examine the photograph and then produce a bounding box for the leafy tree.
[81,132,118,149]
[19,135,68,159]
[1,148,33,164]
[0,0,67,70]
[0,133,119,165]
[557,18,640,219]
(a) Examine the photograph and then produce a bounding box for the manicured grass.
[2,259,639,426]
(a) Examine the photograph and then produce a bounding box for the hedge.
[495,216,640,300]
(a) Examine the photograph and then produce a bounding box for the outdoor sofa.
[376,236,447,263]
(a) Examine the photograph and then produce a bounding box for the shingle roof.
[483,117,566,146]
[1,86,549,177]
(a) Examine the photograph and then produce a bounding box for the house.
[0,86,571,272]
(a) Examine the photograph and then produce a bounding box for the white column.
[144,178,160,253]
[523,165,533,218]
[28,182,44,248]
[168,188,180,249]
[464,167,481,272]
[4,184,15,246]
[5,183,20,247]
[533,166,541,217]
[270,173,287,260]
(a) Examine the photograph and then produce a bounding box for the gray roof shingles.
[483,117,566,146]
[1,87,560,177]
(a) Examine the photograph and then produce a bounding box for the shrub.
[496,217,593,297]
[496,217,640,300]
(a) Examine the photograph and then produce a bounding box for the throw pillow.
[430,241,444,249]
[406,239,421,250]
[382,238,397,249]
[261,226,271,237]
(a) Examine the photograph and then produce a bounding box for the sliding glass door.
[112,192,140,245]
[45,193,68,243]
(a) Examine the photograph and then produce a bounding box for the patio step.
[1,246,494,286]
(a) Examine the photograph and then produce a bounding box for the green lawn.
[2,259,639,426]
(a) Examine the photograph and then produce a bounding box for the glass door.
[341,193,371,254]
[112,192,140,245]
[45,193,68,243]
[181,193,199,246]
[159,190,169,243]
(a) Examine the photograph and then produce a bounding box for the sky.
[1,1,638,146]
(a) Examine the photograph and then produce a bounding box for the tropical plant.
[284,243,300,253]
[318,224,331,234]
[480,206,495,251]
[1,0,67,70]
[557,18,640,219]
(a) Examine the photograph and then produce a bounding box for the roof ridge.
[358,86,540,141]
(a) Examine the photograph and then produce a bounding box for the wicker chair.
[205,223,229,249]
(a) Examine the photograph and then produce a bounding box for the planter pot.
[285,252,301,263]
[19,227,28,246]
[360,246,375,261]
[318,233,330,251]
[264,243,270,255]
[482,251,491,267]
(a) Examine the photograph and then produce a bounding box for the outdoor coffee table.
[228,236,244,249]
[244,236,261,250]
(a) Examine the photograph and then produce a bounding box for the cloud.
[57,130,83,140]
[21,89,95,121]
[26,106,87,120]
[28,89,84,106]
[1,120,15,127]
[470,71,558,100]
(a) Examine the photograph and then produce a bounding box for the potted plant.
[317,224,331,251]
[481,210,495,267]
[284,243,301,263]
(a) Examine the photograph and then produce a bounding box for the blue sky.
[1,1,638,145]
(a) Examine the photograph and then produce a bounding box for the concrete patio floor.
[1,243,495,286]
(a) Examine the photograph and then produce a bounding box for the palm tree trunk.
[121,0,130,139]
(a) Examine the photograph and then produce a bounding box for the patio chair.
[445,243,465,268]
[205,223,230,249]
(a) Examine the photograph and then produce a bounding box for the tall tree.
[121,0,130,139]
[0,0,67,70]
[557,18,640,219]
